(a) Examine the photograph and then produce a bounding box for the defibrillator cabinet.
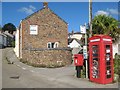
[89,35,114,84]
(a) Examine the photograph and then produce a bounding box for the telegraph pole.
[89,0,92,37]
[85,23,88,78]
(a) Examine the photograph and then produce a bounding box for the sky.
[1,2,119,32]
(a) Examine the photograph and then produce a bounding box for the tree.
[92,15,120,43]
[2,23,16,34]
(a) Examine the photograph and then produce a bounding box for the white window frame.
[54,42,59,48]
[47,42,59,48]
[30,25,38,35]
[47,42,51,48]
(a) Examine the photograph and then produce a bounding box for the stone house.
[15,3,72,67]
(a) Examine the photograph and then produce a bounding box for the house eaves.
[22,7,68,25]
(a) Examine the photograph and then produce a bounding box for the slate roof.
[68,38,83,45]
[68,32,83,36]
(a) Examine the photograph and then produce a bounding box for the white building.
[68,38,83,54]
[112,39,120,58]
[68,32,83,40]
[14,28,20,57]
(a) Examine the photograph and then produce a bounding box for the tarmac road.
[1,48,119,88]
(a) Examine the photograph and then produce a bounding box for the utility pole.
[80,23,88,78]
[89,0,92,37]
[85,23,88,78]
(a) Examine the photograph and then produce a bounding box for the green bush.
[114,54,120,82]
[11,41,15,47]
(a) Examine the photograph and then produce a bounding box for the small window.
[47,42,59,48]
[54,42,59,48]
[30,25,38,35]
[51,43,55,48]
[47,42,51,48]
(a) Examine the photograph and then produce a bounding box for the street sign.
[83,46,88,59]
[80,25,86,34]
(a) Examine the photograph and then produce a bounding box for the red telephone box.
[89,35,114,84]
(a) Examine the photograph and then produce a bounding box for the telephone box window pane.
[105,45,112,79]
[106,61,111,66]
[93,58,98,61]
[92,45,99,57]
[107,75,111,78]
[92,45,99,78]
[106,66,111,70]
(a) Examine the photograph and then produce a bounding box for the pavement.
[2,48,119,88]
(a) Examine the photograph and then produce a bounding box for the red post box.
[89,35,114,84]
[74,54,84,66]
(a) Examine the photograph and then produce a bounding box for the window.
[47,42,59,48]
[30,25,38,35]
[47,42,51,48]
[92,45,99,78]
[54,42,59,48]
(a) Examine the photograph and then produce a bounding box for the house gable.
[69,39,81,48]
[21,5,68,49]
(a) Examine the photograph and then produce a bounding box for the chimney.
[72,30,74,35]
[43,2,48,8]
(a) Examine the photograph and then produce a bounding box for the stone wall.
[22,48,72,67]
[20,6,71,67]
[22,7,68,49]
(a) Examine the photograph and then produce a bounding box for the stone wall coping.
[23,48,72,51]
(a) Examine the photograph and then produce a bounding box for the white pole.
[89,0,92,37]
[85,23,88,78]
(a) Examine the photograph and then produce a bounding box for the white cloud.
[95,10,109,16]
[107,8,119,15]
[29,5,36,10]
[18,5,36,15]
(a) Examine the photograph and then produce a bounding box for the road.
[2,48,76,88]
[2,48,119,88]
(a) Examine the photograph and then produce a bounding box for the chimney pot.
[43,2,48,8]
